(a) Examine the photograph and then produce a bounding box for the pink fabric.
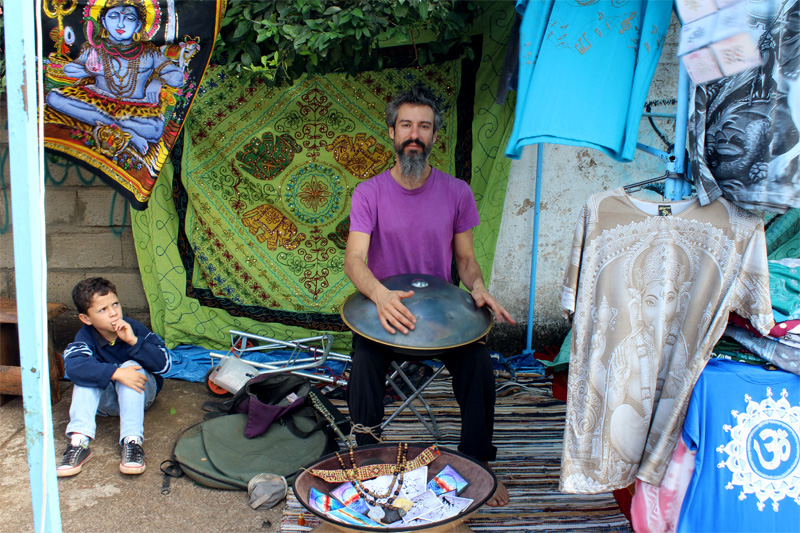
[348,169,479,283]
[630,437,696,533]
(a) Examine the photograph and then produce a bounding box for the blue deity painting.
[42,0,224,209]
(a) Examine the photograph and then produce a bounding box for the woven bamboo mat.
[280,372,633,532]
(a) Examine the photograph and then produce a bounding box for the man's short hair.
[72,277,117,314]
[385,85,443,133]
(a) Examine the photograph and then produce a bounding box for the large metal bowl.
[340,274,493,355]
[293,443,497,532]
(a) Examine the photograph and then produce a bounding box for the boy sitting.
[57,277,172,477]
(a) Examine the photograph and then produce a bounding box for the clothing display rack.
[521,60,692,358]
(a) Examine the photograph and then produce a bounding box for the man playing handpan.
[344,85,515,507]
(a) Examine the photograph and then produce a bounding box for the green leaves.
[213,0,481,85]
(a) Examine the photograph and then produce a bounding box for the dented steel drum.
[341,274,493,355]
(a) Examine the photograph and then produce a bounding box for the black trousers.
[347,333,497,462]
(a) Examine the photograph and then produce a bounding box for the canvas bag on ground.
[164,411,335,490]
[229,372,312,438]
[161,374,338,491]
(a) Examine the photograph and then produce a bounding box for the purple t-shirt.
[349,168,480,283]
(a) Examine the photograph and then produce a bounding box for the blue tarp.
[163,345,350,383]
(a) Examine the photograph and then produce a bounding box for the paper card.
[710,33,762,77]
[403,516,434,527]
[361,473,396,494]
[682,47,725,85]
[400,466,428,499]
[402,490,442,523]
[308,487,344,513]
[674,0,718,24]
[715,0,746,11]
[329,482,371,515]
[439,493,473,518]
[326,507,383,528]
[712,2,750,42]
[427,464,470,496]
[678,15,717,55]
[406,491,474,524]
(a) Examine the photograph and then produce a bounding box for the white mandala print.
[718,387,800,511]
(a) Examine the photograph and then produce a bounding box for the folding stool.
[381,360,446,440]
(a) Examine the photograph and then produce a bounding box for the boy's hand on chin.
[112,319,138,346]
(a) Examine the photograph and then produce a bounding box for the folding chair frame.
[211,329,444,441]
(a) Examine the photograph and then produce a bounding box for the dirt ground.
[0,378,289,533]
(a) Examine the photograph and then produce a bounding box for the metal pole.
[665,62,691,200]
[524,143,544,354]
[4,1,63,531]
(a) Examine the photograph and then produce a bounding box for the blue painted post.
[673,62,690,175]
[524,143,544,355]
[665,62,691,200]
[4,2,63,531]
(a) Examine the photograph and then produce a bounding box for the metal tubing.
[635,142,674,162]
[524,144,544,354]
[664,62,691,200]
[381,362,444,439]
[209,353,348,386]
[674,63,690,175]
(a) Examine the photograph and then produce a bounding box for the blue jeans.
[66,360,157,445]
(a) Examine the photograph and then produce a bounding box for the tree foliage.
[213,0,482,84]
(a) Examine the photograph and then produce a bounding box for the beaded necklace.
[99,41,145,98]
[335,443,409,509]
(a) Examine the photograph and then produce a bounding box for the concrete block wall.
[0,122,150,350]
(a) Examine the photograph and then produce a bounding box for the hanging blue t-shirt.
[678,359,800,533]
[505,0,672,162]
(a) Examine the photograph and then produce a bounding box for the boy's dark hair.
[72,277,117,314]
[385,85,443,133]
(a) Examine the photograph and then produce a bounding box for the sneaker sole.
[119,462,146,475]
[56,451,92,478]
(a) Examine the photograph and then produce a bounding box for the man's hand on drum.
[374,288,417,335]
[471,285,516,325]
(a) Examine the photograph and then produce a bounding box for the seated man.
[344,86,515,507]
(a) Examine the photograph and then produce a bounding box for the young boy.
[57,277,172,477]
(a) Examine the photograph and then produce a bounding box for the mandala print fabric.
[177,64,460,346]
[42,0,223,210]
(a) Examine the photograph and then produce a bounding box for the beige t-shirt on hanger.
[560,187,774,493]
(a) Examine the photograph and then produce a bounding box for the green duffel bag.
[162,409,336,491]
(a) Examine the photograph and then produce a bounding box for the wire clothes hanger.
[623,170,688,194]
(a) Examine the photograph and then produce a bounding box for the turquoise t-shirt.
[506,0,673,162]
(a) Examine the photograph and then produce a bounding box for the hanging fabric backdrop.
[132,3,517,351]
[42,0,224,210]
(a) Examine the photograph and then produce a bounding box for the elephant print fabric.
[42,0,224,210]
[689,0,800,213]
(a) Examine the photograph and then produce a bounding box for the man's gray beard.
[397,151,428,183]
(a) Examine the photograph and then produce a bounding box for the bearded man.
[344,86,515,507]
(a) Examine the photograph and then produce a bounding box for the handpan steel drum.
[341,274,493,355]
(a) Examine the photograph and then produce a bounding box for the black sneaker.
[120,439,146,475]
[57,443,91,477]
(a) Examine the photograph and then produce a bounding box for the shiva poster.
[42,0,225,210]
